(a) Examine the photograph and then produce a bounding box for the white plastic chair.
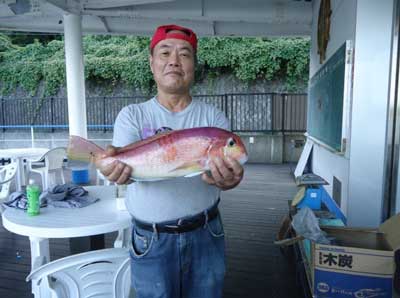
[0,162,18,204]
[27,147,66,191]
[26,248,133,298]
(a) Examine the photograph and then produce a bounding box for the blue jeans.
[129,212,225,298]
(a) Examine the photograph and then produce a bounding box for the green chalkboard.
[308,42,349,152]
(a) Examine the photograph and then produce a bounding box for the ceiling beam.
[0,16,312,36]
[98,16,110,33]
[40,0,79,14]
[83,0,175,9]
[82,10,311,26]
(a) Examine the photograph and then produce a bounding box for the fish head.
[209,132,248,165]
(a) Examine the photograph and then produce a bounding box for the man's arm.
[201,107,244,190]
[96,106,138,185]
[95,146,133,185]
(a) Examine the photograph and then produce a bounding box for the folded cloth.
[40,184,99,208]
[3,184,99,210]
[3,191,47,210]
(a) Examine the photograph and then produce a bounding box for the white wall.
[309,0,357,217]
[309,0,395,227]
[347,0,394,227]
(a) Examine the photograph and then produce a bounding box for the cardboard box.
[311,215,400,298]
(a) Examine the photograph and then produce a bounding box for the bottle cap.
[28,179,35,185]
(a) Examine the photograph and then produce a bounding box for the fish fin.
[184,171,205,178]
[67,135,105,163]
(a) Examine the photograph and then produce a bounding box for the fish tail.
[67,135,105,163]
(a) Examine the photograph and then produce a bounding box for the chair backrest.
[26,248,132,298]
[44,147,66,171]
[0,163,17,202]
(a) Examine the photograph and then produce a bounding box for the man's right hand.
[96,145,133,185]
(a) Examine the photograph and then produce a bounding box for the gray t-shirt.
[112,97,229,222]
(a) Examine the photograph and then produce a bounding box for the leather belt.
[133,200,220,234]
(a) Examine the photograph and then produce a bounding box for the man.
[98,24,244,298]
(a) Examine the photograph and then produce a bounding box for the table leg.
[114,227,131,248]
[29,237,50,270]
[29,237,51,298]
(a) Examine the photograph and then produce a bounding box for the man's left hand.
[201,156,244,190]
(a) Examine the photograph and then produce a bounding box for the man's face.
[150,37,195,95]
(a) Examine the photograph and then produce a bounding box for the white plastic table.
[1,185,132,297]
[0,147,49,191]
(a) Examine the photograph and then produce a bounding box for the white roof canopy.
[0,0,312,36]
[0,0,313,139]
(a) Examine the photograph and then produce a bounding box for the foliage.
[6,32,62,46]
[197,37,310,90]
[0,34,310,96]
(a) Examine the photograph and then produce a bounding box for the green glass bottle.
[27,179,40,216]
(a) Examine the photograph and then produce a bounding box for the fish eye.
[228,139,236,147]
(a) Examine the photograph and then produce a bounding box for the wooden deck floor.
[0,163,302,298]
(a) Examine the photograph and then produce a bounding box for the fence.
[0,93,307,133]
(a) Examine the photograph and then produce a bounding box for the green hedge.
[0,34,310,96]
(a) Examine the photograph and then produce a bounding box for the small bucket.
[71,168,89,184]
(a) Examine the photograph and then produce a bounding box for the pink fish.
[67,127,248,181]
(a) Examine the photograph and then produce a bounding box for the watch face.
[317,0,332,64]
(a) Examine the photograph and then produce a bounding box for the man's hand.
[201,156,244,190]
[96,145,133,185]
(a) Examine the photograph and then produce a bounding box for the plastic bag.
[291,207,331,244]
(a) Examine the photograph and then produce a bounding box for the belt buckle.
[164,224,180,230]
[164,218,184,232]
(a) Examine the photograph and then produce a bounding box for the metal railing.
[0,93,307,133]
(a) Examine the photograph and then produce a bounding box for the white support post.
[63,13,93,255]
[63,13,87,138]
